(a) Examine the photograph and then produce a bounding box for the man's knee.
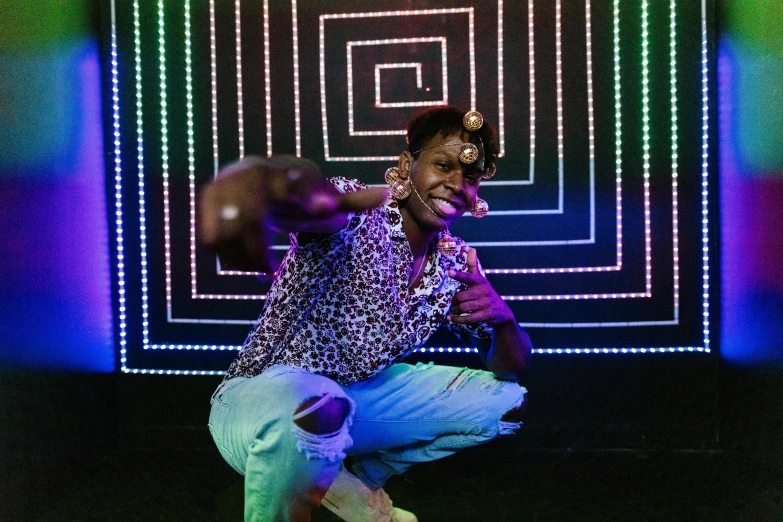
[293,395,351,435]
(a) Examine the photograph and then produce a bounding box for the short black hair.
[406,106,499,174]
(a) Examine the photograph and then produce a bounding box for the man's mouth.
[430,197,462,218]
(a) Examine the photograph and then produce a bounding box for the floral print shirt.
[223,177,492,385]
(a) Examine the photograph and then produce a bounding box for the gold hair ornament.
[463,110,484,132]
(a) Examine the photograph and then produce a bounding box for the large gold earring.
[390,178,411,200]
[437,231,458,256]
[470,197,489,218]
[384,166,400,185]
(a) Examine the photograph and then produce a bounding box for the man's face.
[403,131,484,230]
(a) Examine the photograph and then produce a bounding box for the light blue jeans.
[208,362,527,521]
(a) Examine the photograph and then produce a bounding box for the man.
[201,107,531,522]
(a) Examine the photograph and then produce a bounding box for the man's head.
[406,106,499,178]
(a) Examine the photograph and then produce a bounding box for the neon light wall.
[0,2,114,372]
[103,1,718,375]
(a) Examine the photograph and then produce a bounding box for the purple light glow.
[0,40,113,372]
[719,39,783,365]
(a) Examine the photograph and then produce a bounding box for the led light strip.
[208,1,273,280]
[462,0,584,220]
[528,0,535,179]
[586,0,597,251]
[263,0,272,156]
[171,2,641,316]
[700,0,711,352]
[347,38,447,137]
[555,0,565,212]
[156,0,268,312]
[420,346,705,354]
[124,367,226,375]
[143,343,708,357]
[126,1,709,355]
[158,0,174,321]
[374,63,429,108]
[292,0,302,156]
[614,0,624,274]
[492,0,648,301]
[670,0,680,320]
[317,8,474,161]
[147,344,247,350]
[484,8,622,274]
[209,0,219,175]
[191,0,608,299]
[641,0,652,296]
[503,292,648,301]
[514,0,678,324]
[110,1,129,371]
[186,0,197,298]
[472,0,601,243]
[497,0,505,156]
[234,0,244,158]
[185,1,620,301]
[134,0,149,346]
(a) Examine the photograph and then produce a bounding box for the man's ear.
[397,152,413,179]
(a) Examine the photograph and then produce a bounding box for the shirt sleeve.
[288,176,370,249]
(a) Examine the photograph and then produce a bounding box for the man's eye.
[436,163,450,172]
[466,176,479,186]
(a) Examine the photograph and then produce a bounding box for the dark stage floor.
[5,443,781,521]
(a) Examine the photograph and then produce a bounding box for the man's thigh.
[344,362,526,455]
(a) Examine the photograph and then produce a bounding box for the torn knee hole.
[500,399,527,423]
[293,395,350,435]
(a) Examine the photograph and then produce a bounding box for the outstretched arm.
[198,155,389,273]
[448,248,532,382]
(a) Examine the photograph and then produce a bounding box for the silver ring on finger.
[220,205,240,220]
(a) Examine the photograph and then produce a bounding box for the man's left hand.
[447,248,515,326]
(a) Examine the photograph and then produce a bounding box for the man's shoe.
[321,465,418,522]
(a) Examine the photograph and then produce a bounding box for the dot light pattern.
[373,63,445,108]
[346,38,449,137]
[212,0,273,279]
[234,0,245,158]
[169,1,663,316]
[670,0,681,320]
[159,0,685,325]
[110,0,127,368]
[700,0,712,351]
[318,8,476,161]
[133,0,149,345]
[158,0,174,322]
[105,0,714,374]
[184,0,619,303]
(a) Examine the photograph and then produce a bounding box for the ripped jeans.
[208,362,527,521]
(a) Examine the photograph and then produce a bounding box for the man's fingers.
[448,269,483,285]
[338,187,390,213]
[451,297,482,316]
[466,247,479,275]
[448,310,487,324]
